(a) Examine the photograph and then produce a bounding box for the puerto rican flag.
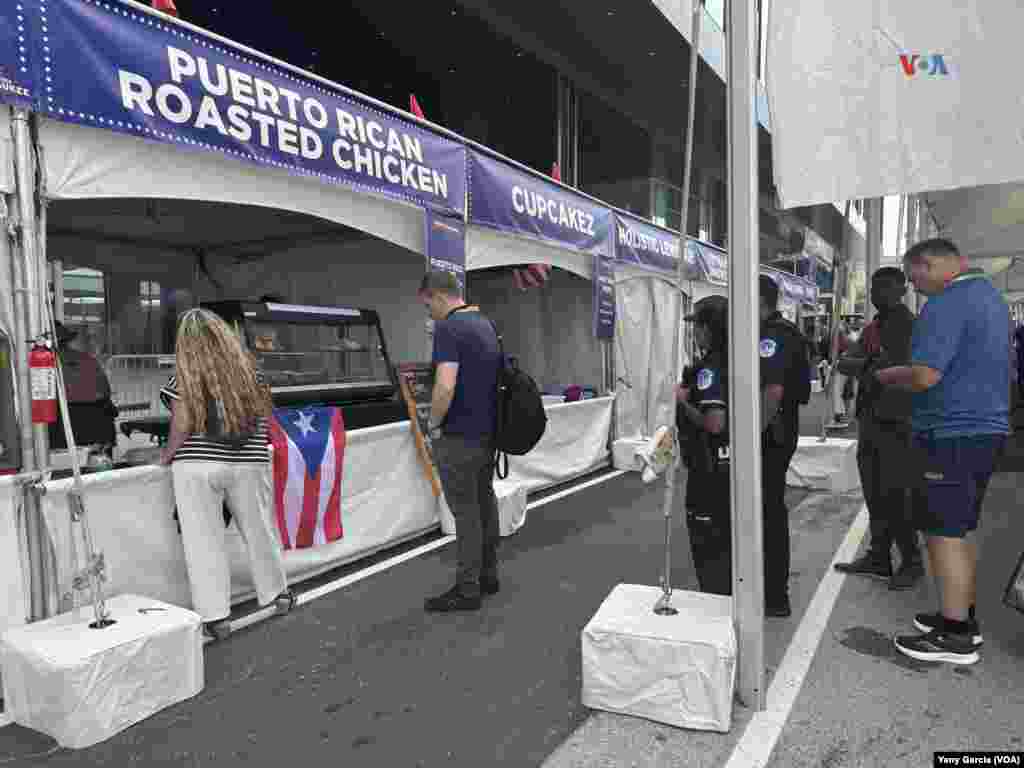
[269,406,346,549]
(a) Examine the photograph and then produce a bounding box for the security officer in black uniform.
[677,296,731,595]
[759,275,813,618]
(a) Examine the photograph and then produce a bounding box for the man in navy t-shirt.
[876,238,1009,665]
[419,270,502,613]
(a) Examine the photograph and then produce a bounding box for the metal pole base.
[653,589,679,616]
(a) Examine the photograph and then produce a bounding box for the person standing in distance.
[876,239,1009,665]
[759,275,811,618]
[676,296,731,595]
[419,271,502,613]
[834,268,923,589]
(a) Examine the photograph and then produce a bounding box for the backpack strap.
[483,316,508,478]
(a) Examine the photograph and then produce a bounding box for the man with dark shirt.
[834,268,923,589]
[419,271,502,613]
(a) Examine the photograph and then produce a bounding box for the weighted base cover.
[582,584,736,732]
[1,594,204,748]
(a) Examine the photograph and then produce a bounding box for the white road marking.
[724,503,869,768]
[212,469,627,640]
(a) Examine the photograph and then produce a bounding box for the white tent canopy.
[467,227,593,281]
[767,1,1024,209]
[923,183,1024,274]
[40,120,427,258]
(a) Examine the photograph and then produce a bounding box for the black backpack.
[765,316,813,406]
[487,320,547,479]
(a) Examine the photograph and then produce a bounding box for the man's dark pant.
[762,433,796,606]
[435,434,499,598]
[857,417,920,564]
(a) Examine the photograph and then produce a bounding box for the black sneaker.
[894,629,979,665]
[425,586,481,613]
[888,561,924,591]
[913,612,983,646]
[481,578,501,596]
[834,553,891,580]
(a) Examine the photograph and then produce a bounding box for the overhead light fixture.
[649,51,657,56]
[607,10,615,15]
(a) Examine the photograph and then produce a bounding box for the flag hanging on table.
[269,406,346,549]
[767,0,1024,208]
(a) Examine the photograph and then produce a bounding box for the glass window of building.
[578,90,652,218]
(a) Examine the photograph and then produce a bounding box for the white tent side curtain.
[0,107,13,195]
[37,119,427,257]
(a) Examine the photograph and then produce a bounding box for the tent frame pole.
[12,107,52,621]
[653,0,704,619]
[726,0,766,710]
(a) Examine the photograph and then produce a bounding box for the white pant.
[171,461,287,622]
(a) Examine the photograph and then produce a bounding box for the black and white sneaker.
[894,629,979,665]
[913,612,983,646]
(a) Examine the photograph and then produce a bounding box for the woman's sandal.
[203,619,232,642]
[274,589,297,615]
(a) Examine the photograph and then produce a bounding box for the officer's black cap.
[684,295,728,323]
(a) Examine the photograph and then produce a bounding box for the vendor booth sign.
[613,214,702,281]
[469,150,611,255]
[696,242,729,285]
[425,209,466,293]
[33,0,466,214]
[593,251,616,340]
[0,4,34,107]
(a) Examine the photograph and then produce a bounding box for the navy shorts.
[911,433,1006,538]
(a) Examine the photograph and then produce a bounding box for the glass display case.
[203,301,398,407]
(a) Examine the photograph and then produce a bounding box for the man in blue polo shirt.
[876,238,1009,665]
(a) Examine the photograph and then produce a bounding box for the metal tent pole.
[865,198,883,324]
[11,108,51,620]
[653,0,704,618]
[727,0,766,709]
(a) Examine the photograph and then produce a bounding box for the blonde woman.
[158,308,295,640]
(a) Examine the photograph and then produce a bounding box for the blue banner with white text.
[425,209,466,294]
[614,214,706,281]
[0,2,35,107]
[468,150,611,255]
[32,0,466,213]
[697,242,729,285]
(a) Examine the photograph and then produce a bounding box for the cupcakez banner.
[425,209,466,293]
[32,0,466,214]
[468,150,611,255]
[0,3,35,107]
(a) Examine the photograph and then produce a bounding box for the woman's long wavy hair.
[173,308,271,434]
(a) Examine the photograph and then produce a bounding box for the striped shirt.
[159,374,270,464]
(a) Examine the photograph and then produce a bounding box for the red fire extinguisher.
[29,339,58,424]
